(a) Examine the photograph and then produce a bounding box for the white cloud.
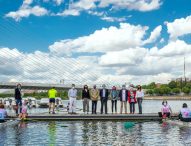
[98,0,162,12]
[143,25,162,44]
[54,0,63,6]
[57,0,97,16]
[101,16,127,22]
[49,23,149,55]
[5,0,48,21]
[166,15,191,40]
[150,40,191,57]
[99,48,147,66]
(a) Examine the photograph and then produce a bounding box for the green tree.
[172,88,180,94]
[154,88,160,95]
[148,82,156,89]
[168,81,177,89]
[185,82,191,89]
[146,89,153,95]
[182,87,190,94]
[162,87,171,95]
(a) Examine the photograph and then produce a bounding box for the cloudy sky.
[0,0,191,86]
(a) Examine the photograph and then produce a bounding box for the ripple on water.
[1,121,191,145]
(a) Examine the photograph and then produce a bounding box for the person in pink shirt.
[128,86,137,114]
[19,100,28,120]
[161,101,172,119]
[179,103,191,122]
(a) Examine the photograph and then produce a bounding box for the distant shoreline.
[144,96,191,100]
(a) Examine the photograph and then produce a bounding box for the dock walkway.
[7,113,178,121]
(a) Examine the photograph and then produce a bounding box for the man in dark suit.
[99,84,109,114]
[119,85,128,114]
[15,83,22,115]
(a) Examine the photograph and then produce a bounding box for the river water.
[1,100,191,145]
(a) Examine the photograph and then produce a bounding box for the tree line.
[142,81,191,96]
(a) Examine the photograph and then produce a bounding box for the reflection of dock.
[8,113,178,121]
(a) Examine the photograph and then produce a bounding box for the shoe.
[52,112,56,114]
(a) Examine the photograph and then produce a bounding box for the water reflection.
[48,121,56,146]
[1,121,191,145]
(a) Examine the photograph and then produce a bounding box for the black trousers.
[111,100,117,113]
[101,98,108,114]
[92,101,97,114]
[130,102,135,113]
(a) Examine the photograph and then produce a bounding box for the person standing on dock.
[128,86,137,114]
[48,87,57,114]
[110,86,118,114]
[68,84,78,114]
[15,83,22,116]
[136,85,144,114]
[90,85,99,114]
[100,84,109,114]
[82,85,90,114]
[119,85,128,114]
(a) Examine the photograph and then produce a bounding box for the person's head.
[23,100,28,105]
[112,86,116,90]
[52,87,55,89]
[137,85,142,91]
[122,85,126,90]
[162,101,168,106]
[102,84,106,89]
[0,104,5,109]
[93,85,96,89]
[84,85,88,90]
[72,84,75,89]
[183,103,188,108]
[17,83,21,89]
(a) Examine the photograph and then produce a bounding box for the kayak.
[163,119,191,128]
[0,119,20,129]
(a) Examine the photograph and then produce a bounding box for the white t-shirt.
[122,90,126,101]
[180,108,191,118]
[136,90,144,98]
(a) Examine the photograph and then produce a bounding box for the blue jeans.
[137,98,143,114]
[16,99,22,114]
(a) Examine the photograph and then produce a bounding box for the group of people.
[48,84,144,115]
[160,101,191,122]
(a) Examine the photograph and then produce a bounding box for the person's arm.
[169,106,173,114]
[142,90,144,98]
[161,107,164,115]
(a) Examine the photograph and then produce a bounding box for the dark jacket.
[82,89,90,99]
[15,88,22,99]
[99,89,109,99]
[119,89,128,101]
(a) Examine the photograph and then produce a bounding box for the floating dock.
[8,113,179,121]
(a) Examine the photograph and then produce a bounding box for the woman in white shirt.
[136,85,144,114]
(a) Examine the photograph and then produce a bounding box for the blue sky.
[0,0,191,85]
[0,0,190,52]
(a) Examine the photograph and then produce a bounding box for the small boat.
[39,98,49,108]
[164,119,191,127]
[0,119,20,129]
[55,97,64,108]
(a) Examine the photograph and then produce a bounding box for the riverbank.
[144,96,191,100]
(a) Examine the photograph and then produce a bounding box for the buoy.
[124,122,135,129]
